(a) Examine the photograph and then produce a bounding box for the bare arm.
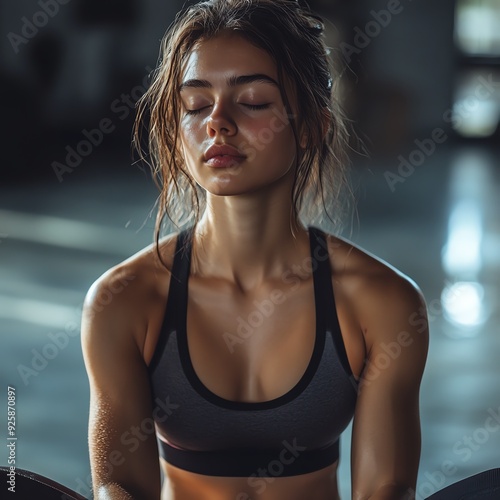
[81,267,161,500]
[351,271,429,500]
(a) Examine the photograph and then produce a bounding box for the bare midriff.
[159,457,340,500]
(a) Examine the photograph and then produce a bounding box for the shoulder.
[323,231,428,352]
[81,231,181,353]
[84,231,181,310]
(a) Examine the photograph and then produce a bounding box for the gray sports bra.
[148,225,359,476]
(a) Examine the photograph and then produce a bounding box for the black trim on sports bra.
[156,437,340,477]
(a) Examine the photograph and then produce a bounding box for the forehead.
[181,32,278,82]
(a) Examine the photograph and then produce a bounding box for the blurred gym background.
[0,0,499,498]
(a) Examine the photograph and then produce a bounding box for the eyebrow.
[178,73,279,92]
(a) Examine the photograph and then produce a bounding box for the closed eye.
[185,103,271,116]
[185,106,209,116]
[242,103,271,110]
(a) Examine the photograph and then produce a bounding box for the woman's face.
[178,31,298,195]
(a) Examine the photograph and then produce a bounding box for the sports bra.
[147,225,359,477]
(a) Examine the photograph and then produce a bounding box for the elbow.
[95,482,159,500]
[364,482,415,500]
[95,483,133,500]
[353,482,416,500]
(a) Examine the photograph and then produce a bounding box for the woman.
[81,0,429,499]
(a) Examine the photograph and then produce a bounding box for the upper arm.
[351,271,429,499]
[81,266,161,500]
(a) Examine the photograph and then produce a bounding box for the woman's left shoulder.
[323,231,425,300]
[322,231,428,345]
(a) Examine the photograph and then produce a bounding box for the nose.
[206,102,237,137]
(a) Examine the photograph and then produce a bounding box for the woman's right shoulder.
[81,231,181,349]
[87,231,181,300]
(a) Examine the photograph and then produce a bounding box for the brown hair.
[132,0,353,268]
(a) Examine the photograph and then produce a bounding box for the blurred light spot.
[440,150,495,337]
[441,281,486,332]
[451,69,500,138]
[441,152,491,280]
[442,200,483,276]
[455,0,500,56]
[452,98,499,137]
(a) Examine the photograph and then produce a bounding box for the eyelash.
[185,103,271,116]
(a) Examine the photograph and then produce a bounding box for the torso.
[133,229,368,500]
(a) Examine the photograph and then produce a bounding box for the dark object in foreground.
[426,467,500,499]
[0,465,88,500]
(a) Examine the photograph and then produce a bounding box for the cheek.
[179,122,201,158]
[243,115,294,154]
[180,120,196,142]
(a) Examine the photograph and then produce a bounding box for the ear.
[299,107,331,149]
[299,130,308,149]
[320,107,331,140]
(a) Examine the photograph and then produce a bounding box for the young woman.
[81,1,429,499]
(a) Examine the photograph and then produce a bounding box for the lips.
[204,144,246,161]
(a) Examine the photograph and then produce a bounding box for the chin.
[193,165,292,196]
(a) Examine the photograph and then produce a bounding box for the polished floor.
[0,143,499,499]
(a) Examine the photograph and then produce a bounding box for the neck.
[192,202,309,293]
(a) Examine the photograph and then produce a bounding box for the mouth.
[204,143,246,162]
[205,154,245,168]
